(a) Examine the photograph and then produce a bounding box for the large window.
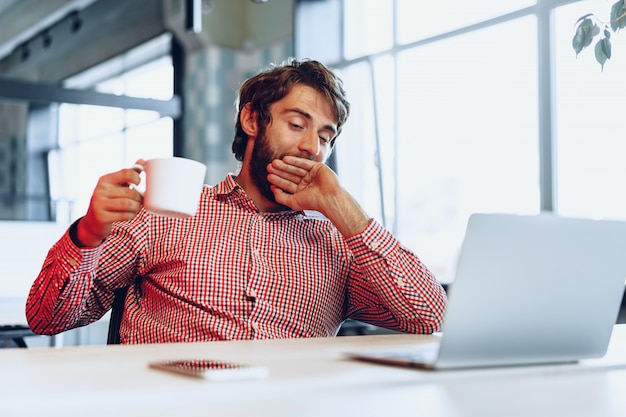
[297,0,626,283]
[554,1,626,220]
[49,36,174,223]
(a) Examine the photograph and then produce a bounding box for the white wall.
[0,221,110,348]
[0,221,68,299]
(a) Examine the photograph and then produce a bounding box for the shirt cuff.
[344,219,398,264]
[54,221,102,274]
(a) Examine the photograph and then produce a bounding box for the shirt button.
[396,278,405,288]
[370,240,381,250]
[252,248,259,257]
[68,258,78,267]
[251,322,259,331]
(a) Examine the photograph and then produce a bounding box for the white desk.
[3,326,626,417]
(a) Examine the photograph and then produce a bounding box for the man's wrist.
[71,218,105,248]
[324,191,370,237]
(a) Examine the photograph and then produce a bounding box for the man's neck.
[233,172,285,213]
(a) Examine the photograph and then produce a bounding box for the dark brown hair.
[232,58,350,161]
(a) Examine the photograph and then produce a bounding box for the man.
[26,58,447,343]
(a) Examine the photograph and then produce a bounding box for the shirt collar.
[215,174,242,196]
[215,174,307,218]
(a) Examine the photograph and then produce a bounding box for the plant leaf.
[610,0,626,31]
[593,24,602,36]
[595,38,612,69]
[573,18,597,54]
[575,13,594,25]
[602,37,612,59]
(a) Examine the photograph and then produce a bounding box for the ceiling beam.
[0,0,98,61]
[0,77,181,118]
[0,0,166,82]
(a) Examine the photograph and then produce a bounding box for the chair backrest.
[107,287,129,345]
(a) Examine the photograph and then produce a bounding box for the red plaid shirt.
[26,175,447,343]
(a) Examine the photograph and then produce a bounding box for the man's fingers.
[267,173,298,194]
[281,155,315,170]
[101,167,143,188]
[269,159,308,176]
[119,185,143,202]
[267,161,302,185]
[108,194,143,212]
[131,163,144,173]
[266,168,301,187]
[270,185,291,206]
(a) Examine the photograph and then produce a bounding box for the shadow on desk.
[338,320,401,336]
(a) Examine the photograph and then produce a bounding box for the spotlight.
[20,43,30,61]
[69,11,83,33]
[42,30,52,49]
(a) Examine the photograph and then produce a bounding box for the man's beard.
[249,134,281,203]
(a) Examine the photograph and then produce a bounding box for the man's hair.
[232,58,350,161]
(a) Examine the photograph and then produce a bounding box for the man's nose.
[299,130,320,157]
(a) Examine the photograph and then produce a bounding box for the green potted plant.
[573,0,626,69]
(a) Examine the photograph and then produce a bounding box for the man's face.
[249,133,280,202]
[247,85,338,204]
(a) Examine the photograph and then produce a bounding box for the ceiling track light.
[11,8,84,63]
[41,30,52,49]
[69,11,83,34]
[19,43,30,61]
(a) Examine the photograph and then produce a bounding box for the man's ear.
[240,103,258,137]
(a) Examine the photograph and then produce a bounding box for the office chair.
[0,325,34,348]
[107,286,129,345]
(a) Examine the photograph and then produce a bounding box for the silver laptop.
[347,213,626,370]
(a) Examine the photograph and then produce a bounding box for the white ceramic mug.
[141,157,207,218]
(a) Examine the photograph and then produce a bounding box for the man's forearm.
[322,190,371,237]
